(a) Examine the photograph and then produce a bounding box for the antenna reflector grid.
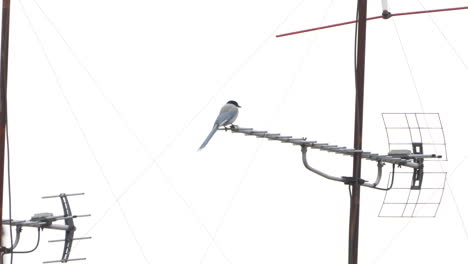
[379,113,447,217]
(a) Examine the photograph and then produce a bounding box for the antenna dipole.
[0,1,11,263]
[276,6,468,37]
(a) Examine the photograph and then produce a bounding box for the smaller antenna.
[1,193,91,263]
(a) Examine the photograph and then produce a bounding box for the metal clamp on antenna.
[2,193,91,263]
[342,177,367,186]
[382,10,392,19]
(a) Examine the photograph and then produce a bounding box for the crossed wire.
[18,0,317,262]
[16,0,152,262]
[373,2,468,261]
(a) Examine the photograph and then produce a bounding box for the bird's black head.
[227,100,241,108]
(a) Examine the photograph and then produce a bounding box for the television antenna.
[213,112,446,261]
[220,117,444,191]
[1,193,91,263]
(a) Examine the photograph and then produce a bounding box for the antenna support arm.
[362,161,384,188]
[301,146,345,183]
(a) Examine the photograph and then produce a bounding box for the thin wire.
[198,142,263,264]
[31,0,311,163]
[2,28,14,260]
[30,0,153,158]
[12,228,41,254]
[446,181,468,241]
[17,1,150,263]
[416,0,468,73]
[6,95,13,264]
[392,20,425,112]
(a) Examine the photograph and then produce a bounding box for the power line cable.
[277,5,468,37]
[12,228,41,254]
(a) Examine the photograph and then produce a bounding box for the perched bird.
[199,100,241,150]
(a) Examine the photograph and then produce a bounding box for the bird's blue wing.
[215,111,237,126]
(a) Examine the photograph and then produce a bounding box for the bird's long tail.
[198,124,218,150]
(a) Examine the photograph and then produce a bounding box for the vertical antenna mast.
[349,0,368,263]
[0,0,11,255]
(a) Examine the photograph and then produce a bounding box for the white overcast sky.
[2,0,468,263]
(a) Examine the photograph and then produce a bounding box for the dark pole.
[349,0,367,263]
[0,0,11,259]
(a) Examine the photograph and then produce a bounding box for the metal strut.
[59,194,75,263]
[301,145,344,183]
[301,145,385,188]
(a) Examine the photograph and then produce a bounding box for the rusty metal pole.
[0,0,11,260]
[349,0,367,263]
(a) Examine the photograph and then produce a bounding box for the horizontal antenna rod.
[223,126,442,169]
[276,6,468,37]
[42,193,85,199]
[49,237,92,243]
[43,258,86,263]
